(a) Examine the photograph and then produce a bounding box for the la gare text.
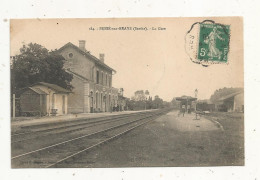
[89,26,167,31]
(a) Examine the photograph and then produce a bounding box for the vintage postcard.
[10,17,244,168]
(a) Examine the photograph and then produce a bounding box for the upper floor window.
[68,53,73,58]
[101,72,104,85]
[91,67,95,81]
[96,70,99,84]
[109,76,112,87]
[106,74,108,86]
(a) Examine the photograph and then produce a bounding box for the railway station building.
[216,90,244,112]
[175,96,197,113]
[18,82,71,116]
[58,40,119,113]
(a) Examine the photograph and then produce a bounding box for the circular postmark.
[185,20,230,67]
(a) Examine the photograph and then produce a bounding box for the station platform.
[76,110,225,167]
[11,109,156,130]
[157,111,221,132]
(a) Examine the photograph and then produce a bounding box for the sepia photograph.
[10,17,244,168]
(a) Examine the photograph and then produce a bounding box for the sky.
[10,17,243,101]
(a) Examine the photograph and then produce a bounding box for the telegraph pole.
[11,56,16,118]
[194,89,198,120]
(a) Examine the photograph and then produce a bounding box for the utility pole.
[11,56,16,118]
[194,89,198,120]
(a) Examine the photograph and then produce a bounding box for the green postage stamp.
[185,20,230,66]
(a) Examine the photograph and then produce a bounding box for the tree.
[152,95,163,109]
[145,90,149,96]
[119,88,124,96]
[132,90,146,101]
[171,98,180,109]
[11,43,73,93]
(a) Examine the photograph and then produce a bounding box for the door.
[41,95,47,115]
[104,95,107,112]
[62,95,65,114]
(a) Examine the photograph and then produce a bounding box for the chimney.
[99,53,105,63]
[79,40,86,51]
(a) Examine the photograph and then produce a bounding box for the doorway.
[62,95,65,114]
[104,95,107,112]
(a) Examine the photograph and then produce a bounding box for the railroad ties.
[11,108,171,168]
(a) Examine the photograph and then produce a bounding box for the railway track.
[11,108,171,168]
[11,110,157,143]
[12,111,160,157]
[12,110,154,136]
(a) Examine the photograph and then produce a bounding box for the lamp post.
[194,89,198,120]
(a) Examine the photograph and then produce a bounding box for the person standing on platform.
[110,103,113,113]
[182,104,185,117]
[187,105,191,114]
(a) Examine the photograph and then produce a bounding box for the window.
[96,70,99,84]
[109,76,111,87]
[106,74,108,86]
[100,93,103,108]
[90,92,93,107]
[68,53,73,58]
[101,72,104,85]
[92,67,94,81]
[90,68,92,80]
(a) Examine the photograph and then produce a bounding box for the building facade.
[216,91,244,112]
[19,82,70,116]
[175,96,197,113]
[196,100,215,112]
[118,88,128,111]
[58,40,118,113]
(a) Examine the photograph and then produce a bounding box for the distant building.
[58,40,118,113]
[19,82,71,116]
[216,91,244,112]
[196,99,215,112]
[154,95,159,100]
[118,95,128,111]
[118,88,128,111]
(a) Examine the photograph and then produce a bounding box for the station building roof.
[32,82,71,93]
[58,42,116,73]
[217,90,244,102]
[28,87,48,95]
[175,96,197,101]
